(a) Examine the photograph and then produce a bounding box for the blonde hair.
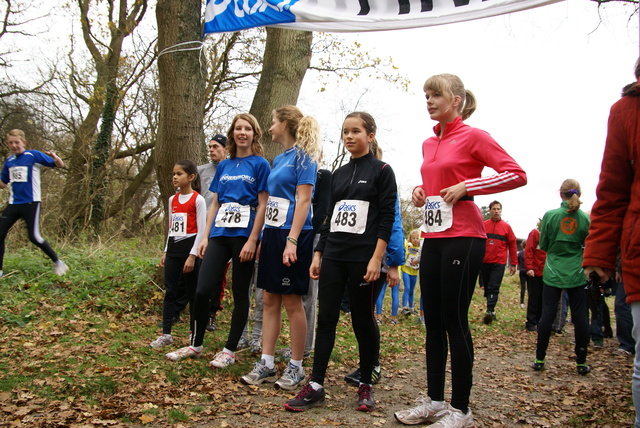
[226,113,264,159]
[5,129,26,143]
[423,74,477,120]
[409,229,420,240]
[273,105,322,162]
[344,112,381,159]
[559,178,582,214]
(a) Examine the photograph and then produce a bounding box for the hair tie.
[568,189,578,196]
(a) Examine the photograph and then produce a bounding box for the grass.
[0,237,633,426]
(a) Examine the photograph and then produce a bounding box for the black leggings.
[536,283,589,364]
[191,236,255,350]
[420,237,485,413]
[0,202,58,269]
[312,258,378,385]
[163,255,200,334]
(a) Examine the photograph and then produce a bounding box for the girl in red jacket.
[395,74,526,428]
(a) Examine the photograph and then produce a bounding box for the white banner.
[204,0,563,34]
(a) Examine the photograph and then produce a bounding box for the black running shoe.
[284,383,325,412]
[205,316,217,332]
[345,366,381,385]
[344,368,361,385]
[356,384,375,412]
[577,364,591,375]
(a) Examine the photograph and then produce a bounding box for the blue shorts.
[257,228,313,295]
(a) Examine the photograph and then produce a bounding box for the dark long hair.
[174,159,201,193]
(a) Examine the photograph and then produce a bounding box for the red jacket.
[482,218,517,266]
[583,88,640,303]
[524,228,546,277]
[417,116,527,239]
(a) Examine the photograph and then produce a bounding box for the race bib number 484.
[215,202,250,228]
[330,199,369,234]
[420,196,453,233]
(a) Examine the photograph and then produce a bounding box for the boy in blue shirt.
[0,129,68,277]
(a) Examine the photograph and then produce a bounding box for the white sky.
[297,0,639,239]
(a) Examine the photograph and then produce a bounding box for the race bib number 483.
[420,196,453,233]
[215,202,250,228]
[330,199,369,234]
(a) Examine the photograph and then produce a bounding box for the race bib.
[9,166,28,183]
[215,202,250,228]
[169,212,188,237]
[330,199,369,234]
[264,196,290,228]
[420,196,453,233]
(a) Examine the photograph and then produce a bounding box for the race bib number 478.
[330,199,369,234]
[420,196,453,233]
[215,202,250,228]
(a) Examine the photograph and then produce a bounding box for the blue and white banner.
[204,0,562,34]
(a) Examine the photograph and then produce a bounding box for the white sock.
[289,359,303,368]
[262,354,275,368]
[223,347,235,357]
[309,381,323,391]
[190,345,203,352]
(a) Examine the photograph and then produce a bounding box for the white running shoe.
[150,334,173,349]
[54,260,69,276]
[275,363,305,390]
[209,350,235,368]
[240,360,277,385]
[166,346,202,362]
[394,396,448,425]
[429,406,474,428]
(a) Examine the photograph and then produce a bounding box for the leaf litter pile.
[0,275,634,427]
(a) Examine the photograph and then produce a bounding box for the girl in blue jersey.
[285,112,397,413]
[0,129,67,277]
[240,105,321,391]
[166,114,270,367]
[150,160,207,349]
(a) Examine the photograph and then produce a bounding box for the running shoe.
[577,364,591,375]
[284,383,325,412]
[237,336,250,350]
[53,260,69,276]
[344,366,381,385]
[532,359,545,371]
[149,334,173,349]
[356,384,375,412]
[205,316,217,332]
[240,360,277,385]
[429,406,474,428]
[275,363,305,390]
[394,395,448,425]
[166,346,202,362]
[249,339,262,354]
[209,350,235,368]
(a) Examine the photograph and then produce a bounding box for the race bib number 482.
[420,196,453,233]
[330,199,369,234]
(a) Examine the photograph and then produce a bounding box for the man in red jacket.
[583,58,640,428]
[524,224,546,331]
[480,201,517,324]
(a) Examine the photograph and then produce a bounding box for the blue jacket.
[383,194,405,270]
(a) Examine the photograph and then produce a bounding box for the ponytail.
[559,178,582,214]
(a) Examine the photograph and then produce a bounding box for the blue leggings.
[402,272,418,308]
[375,281,399,316]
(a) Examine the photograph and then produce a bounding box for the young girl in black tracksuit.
[284,112,397,413]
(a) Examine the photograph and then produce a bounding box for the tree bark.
[249,28,313,163]
[155,0,206,209]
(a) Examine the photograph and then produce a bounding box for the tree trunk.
[155,0,206,210]
[249,29,313,163]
